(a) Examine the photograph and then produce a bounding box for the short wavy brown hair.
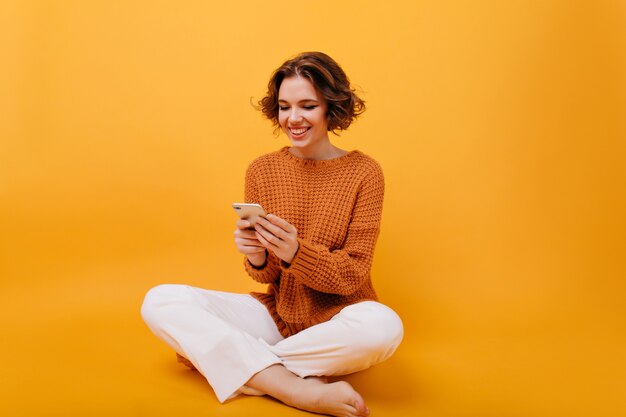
[258,52,365,134]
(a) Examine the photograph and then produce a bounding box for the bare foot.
[289,379,369,417]
[246,365,369,417]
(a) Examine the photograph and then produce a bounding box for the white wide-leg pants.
[141,284,404,403]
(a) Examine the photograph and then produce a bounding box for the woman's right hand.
[234,219,267,267]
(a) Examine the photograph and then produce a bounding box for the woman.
[141,52,403,417]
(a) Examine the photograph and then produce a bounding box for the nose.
[288,108,303,123]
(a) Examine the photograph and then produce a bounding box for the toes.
[352,396,369,417]
[342,404,360,417]
[353,396,364,409]
[345,405,369,417]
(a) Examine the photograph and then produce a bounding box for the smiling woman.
[277,76,329,153]
[141,52,403,417]
[260,51,366,133]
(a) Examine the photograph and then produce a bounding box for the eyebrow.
[277,99,320,104]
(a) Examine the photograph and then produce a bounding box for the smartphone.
[232,203,267,227]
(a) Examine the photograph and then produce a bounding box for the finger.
[240,245,266,254]
[266,213,296,233]
[236,219,252,230]
[236,238,264,248]
[256,217,287,239]
[244,244,266,252]
[255,229,280,250]
[235,229,259,239]
[235,233,264,245]
[254,223,285,247]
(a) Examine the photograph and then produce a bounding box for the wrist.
[284,241,300,265]
[248,251,267,268]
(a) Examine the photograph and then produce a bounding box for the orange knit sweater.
[243,146,384,338]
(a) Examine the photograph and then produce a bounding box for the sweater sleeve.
[281,162,385,295]
[242,162,281,284]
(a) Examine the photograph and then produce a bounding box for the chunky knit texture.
[243,146,384,337]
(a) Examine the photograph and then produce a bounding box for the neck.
[288,139,347,161]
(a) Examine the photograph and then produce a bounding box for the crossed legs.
[141,284,403,416]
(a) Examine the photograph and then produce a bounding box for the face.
[277,76,329,154]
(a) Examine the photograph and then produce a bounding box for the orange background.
[1,1,625,416]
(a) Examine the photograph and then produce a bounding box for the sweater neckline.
[279,146,359,167]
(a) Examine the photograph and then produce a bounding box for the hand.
[234,219,267,267]
[254,214,299,264]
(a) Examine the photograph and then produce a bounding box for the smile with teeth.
[289,127,310,136]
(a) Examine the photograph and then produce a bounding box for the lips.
[289,127,310,135]
[288,127,310,139]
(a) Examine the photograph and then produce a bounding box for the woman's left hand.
[254,214,299,264]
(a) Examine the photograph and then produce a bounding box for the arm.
[241,163,281,284]
[282,163,385,295]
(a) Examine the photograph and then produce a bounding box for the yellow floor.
[2,255,622,417]
[1,265,420,417]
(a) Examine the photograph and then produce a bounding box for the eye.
[303,105,317,110]
[279,106,289,111]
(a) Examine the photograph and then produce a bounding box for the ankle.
[285,377,321,409]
